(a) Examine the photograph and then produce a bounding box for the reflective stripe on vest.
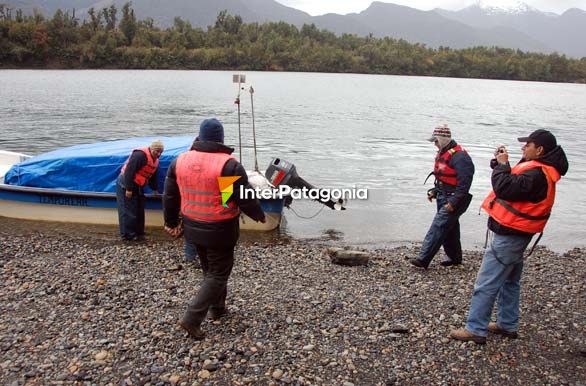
[481,160,560,234]
[433,145,465,187]
[120,147,159,187]
[175,150,240,222]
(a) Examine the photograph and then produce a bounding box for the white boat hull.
[1,150,283,231]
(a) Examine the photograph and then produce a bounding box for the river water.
[1,70,584,252]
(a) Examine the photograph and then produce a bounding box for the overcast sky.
[275,0,586,16]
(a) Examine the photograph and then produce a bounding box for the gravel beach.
[1,218,584,385]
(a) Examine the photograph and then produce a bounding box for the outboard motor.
[265,158,345,210]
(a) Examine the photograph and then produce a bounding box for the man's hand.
[164,225,182,238]
[427,188,437,202]
[444,202,456,213]
[495,146,509,165]
[125,189,133,199]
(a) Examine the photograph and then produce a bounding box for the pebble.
[0,221,584,385]
[94,351,109,361]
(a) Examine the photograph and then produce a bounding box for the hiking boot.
[177,320,205,340]
[450,328,486,345]
[209,308,228,321]
[409,258,428,269]
[440,259,462,267]
[488,322,519,339]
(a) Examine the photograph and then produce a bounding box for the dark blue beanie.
[198,118,224,143]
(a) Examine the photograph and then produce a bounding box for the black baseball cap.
[518,129,557,154]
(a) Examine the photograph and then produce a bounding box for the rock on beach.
[0,218,584,385]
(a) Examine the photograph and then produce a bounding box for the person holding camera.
[451,129,568,344]
[410,124,475,269]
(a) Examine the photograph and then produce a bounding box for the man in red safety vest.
[451,129,568,344]
[163,118,265,340]
[116,140,164,241]
[410,124,475,269]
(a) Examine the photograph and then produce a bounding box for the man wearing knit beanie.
[163,118,266,340]
[116,140,164,241]
[197,118,225,143]
[410,124,475,269]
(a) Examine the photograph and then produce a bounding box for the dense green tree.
[119,2,136,45]
[87,8,101,32]
[102,5,117,31]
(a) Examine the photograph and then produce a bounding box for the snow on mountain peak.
[470,1,537,15]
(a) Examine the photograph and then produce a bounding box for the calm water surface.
[1,70,585,252]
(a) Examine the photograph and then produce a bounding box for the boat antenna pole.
[233,74,245,164]
[249,85,259,172]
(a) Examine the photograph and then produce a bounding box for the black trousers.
[182,244,235,327]
[116,175,145,240]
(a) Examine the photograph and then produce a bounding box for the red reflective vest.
[175,151,240,222]
[121,147,159,187]
[434,145,465,186]
[482,160,560,234]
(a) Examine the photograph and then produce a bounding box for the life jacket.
[175,150,240,222]
[433,145,465,187]
[121,147,159,187]
[482,160,560,234]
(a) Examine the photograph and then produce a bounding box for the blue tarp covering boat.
[4,136,193,193]
[1,139,284,231]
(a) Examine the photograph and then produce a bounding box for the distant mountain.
[437,3,586,57]
[1,0,312,27]
[2,0,585,57]
[70,0,312,28]
[313,2,550,53]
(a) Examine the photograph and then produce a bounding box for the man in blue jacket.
[410,125,475,269]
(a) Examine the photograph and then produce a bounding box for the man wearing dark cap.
[410,124,475,269]
[116,140,164,241]
[163,118,266,340]
[451,129,568,344]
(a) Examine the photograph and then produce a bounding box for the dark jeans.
[181,243,235,328]
[116,175,145,240]
[184,240,198,262]
[417,191,471,267]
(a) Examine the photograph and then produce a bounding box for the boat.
[0,76,343,231]
[0,137,284,231]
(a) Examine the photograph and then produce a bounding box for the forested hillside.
[1,3,585,83]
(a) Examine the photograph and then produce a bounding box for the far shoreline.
[1,67,585,85]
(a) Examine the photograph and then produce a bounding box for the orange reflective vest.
[482,160,560,234]
[121,147,159,187]
[175,151,240,222]
[434,145,465,186]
